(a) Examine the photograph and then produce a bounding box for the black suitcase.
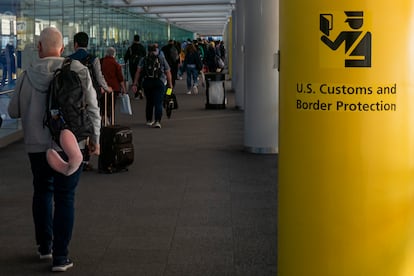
[98,93,134,173]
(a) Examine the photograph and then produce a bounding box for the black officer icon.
[320,11,371,67]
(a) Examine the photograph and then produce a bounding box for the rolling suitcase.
[98,92,134,173]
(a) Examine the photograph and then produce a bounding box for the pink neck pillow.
[46,129,83,176]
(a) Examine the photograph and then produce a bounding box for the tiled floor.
[0,77,277,275]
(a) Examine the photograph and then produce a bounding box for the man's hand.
[101,86,113,94]
[88,141,100,156]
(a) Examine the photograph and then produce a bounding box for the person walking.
[204,41,217,73]
[183,42,202,94]
[68,31,112,171]
[5,42,16,84]
[205,41,218,73]
[132,44,173,128]
[124,34,146,99]
[8,27,101,272]
[161,39,180,88]
[68,31,113,110]
[100,47,127,119]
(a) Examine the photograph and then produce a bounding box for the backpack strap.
[80,53,97,67]
[62,57,72,71]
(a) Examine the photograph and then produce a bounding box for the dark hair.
[74,32,89,47]
[133,34,140,42]
[148,44,156,52]
[186,43,196,53]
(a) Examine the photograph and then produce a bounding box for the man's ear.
[37,42,44,57]
[60,46,64,55]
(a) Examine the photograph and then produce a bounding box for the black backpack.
[169,46,179,62]
[142,53,162,79]
[129,47,142,68]
[44,58,93,143]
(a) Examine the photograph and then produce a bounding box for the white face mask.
[155,48,159,55]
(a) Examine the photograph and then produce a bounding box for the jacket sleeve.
[93,57,110,91]
[160,55,171,72]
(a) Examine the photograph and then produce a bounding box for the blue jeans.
[143,78,165,122]
[29,152,82,262]
[186,65,199,90]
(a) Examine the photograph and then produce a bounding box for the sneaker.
[51,259,73,272]
[192,85,198,94]
[38,251,52,260]
[146,120,154,126]
[186,91,191,95]
[38,245,52,260]
[152,121,161,128]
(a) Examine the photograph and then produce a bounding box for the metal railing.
[0,88,19,130]
[0,87,23,148]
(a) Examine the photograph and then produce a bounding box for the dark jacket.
[205,46,217,73]
[68,48,110,91]
[124,43,146,67]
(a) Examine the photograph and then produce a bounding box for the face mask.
[155,48,159,55]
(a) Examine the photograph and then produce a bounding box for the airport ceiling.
[104,0,236,36]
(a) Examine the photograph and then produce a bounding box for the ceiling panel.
[104,0,235,35]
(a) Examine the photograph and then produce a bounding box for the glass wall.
[15,0,193,72]
[0,0,194,140]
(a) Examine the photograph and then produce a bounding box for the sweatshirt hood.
[25,56,64,92]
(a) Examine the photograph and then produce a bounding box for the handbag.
[118,93,132,115]
[215,55,225,69]
[164,93,178,119]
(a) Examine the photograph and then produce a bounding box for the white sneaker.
[38,251,52,260]
[146,121,154,126]
[192,85,198,94]
[51,259,73,272]
[186,91,191,95]
[152,121,161,128]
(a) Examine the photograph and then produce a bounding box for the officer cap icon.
[345,11,364,29]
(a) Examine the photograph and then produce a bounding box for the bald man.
[8,27,101,272]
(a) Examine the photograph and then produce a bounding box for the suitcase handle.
[104,92,115,126]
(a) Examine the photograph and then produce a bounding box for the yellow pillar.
[279,1,414,275]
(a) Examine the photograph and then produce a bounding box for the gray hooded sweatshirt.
[8,56,101,153]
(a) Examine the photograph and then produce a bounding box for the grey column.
[233,0,245,110]
[244,0,279,154]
